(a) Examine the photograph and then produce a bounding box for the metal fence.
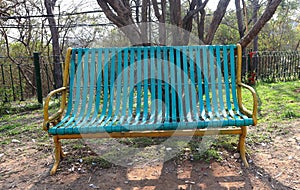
[0,50,299,104]
[244,51,300,83]
[0,54,58,104]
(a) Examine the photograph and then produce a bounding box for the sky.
[58,0,237,13]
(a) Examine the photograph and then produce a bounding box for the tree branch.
[205,0,230,44]
[239,0,282,48]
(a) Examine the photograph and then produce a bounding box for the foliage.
[258,0,300,50]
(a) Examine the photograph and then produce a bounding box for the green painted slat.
[66,49,88,134]
[100,48,110,116]
[61,49,85,134]
[86,49,96,117]
[182,47,191,121]
[202,47,212,119]
[175,48,184,121]
[216,46,226,117]
[76,49,97,132]
[195,47,205,119]
[163,47,170,121]
[105,49,124,125]
[156,47,163,122]
[65,49,76,116]
[73,49,84,118]
[77,49,90,121]
[229,45,239,112]
[209,46,220,118]
[127,48,135,123]
[169,48,177,122]
[114,51,123,117]
[91,48,104,122]
[142,48,149,122]
[135,48,142,123]
[149,47,156,123]
[107,49,116,118]
[120,49,129,123]
[222,46,233,112]
[188,47,199,120]
[102,49,119,126]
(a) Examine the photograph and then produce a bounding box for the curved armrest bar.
[237,83,258,125]
[43,87,67,131]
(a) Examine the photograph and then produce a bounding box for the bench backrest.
[63,45,242,124]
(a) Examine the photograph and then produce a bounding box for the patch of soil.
[0,120,299,190]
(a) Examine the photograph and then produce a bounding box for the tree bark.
[235,0,244,38]
[182,0,208,44]
[169,0,182,45]
[252,0,259,51]
[141,0,148,42]
[198,1,206,43]
[97,0,142,45]
[239,0,282,48]
[44,0,62,88]
[152,0,166,44]
[205,0,230,44]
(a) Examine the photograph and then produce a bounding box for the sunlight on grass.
[242,80,300,123]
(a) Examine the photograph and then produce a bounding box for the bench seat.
[49,114,254,135]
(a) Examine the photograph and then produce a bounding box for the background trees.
[0,0,299,90]
[97,0,284,48]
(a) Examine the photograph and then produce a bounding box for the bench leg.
[238,126,249,167]
[50,136,63,175]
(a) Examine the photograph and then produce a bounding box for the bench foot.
[50,136,63,175]
[238,126,249,168]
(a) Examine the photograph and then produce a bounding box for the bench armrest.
[43,87,67,131]
[237,83,258,125]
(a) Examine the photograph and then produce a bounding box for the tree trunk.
[239,0,282,48]
[235,0,244,38]
[205,0,230,44]
[152,0,166,45]
[44,0,62,88]
[97,0,142,45]
[252,0,259,51]
[169,0,182,45]
[141,0,148,42]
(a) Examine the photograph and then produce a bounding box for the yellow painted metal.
[236,44,258,125]
[55,128,242,140]
[43,48,72,131]
[50,136,63,175]
[238,126,249,167]
[43,87,67,131]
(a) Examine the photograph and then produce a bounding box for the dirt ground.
[0,116,299,190]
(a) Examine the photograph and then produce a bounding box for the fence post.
[33,52,43,104]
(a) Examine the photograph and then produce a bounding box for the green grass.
[242,80,300,123]
[190,80,300,161]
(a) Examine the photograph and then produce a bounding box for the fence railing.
[244,51,300,83]
[0,54,59,105]
[0,50,299,104]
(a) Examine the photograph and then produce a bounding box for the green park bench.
[43,44,258,175]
